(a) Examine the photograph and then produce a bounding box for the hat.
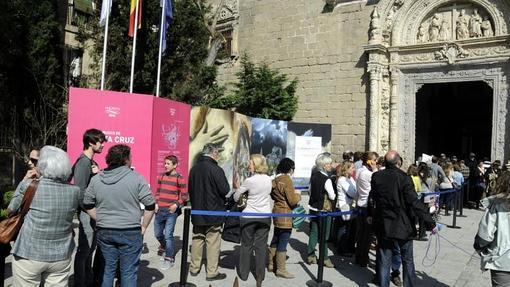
[469,152,476,157]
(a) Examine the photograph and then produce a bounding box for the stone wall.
[216,0,374,156]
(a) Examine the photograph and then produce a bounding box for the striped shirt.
[156,173,188,208]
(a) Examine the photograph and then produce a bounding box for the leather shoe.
[206,273,227,281]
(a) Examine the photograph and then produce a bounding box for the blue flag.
[160,0,173,55]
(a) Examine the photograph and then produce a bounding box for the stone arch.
[364,0,510,163]
[375,0,510,46]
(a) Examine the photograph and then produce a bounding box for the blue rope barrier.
[190,209,356,218]
[420,188,460,197]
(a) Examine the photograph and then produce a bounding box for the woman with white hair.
[306,153,336,268]
[8,146,81,286]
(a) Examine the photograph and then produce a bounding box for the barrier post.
[447,190,461,229]
[306,213,332,287]
[444,191,450,216]
[170,208,196,287]
[458,184,466,217]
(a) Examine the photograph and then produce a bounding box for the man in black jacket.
[369,150,436,287]
[188,143,231,281]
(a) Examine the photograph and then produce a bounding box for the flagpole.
[100,0,110,90]
[129,0,140,93]
[156,0,166,97]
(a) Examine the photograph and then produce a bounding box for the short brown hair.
[165,155,178,165]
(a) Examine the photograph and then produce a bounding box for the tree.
[0,0,67,158]
[78,0,224,104]
[212,56,299,121]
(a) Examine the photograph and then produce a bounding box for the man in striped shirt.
[154,155,188,270]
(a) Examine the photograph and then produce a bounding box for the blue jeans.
[377,238,415,287]
[270,227,292,252]
[154,209,179,258]
[97,228,143,287]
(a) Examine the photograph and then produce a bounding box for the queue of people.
[5,128,510,287]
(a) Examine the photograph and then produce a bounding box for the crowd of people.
[2,127,510,287]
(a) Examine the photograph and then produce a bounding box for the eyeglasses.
[29,158,38,166]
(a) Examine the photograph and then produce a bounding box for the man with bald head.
[368,150,436,287]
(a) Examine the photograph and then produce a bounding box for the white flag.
[100,0,112,27]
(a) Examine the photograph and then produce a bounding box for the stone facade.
[214,0,510,163]
[215,0,372,155]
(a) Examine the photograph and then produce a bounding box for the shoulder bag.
[0,180,39,244]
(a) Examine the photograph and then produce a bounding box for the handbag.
[236,192,248,211]
[0,180,39,244]
[292,205,306,229]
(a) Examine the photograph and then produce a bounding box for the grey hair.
[315,153,333,172]
[38,145,72,181]
[202,143,223,156]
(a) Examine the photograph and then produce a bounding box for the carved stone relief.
[416,4,494,43]
[434,43,470,64]
[365,0,510,161]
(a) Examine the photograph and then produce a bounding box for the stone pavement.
[3,196,492,287]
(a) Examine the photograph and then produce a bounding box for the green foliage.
[0,209,8,220]
[215,56,299,121]
[79,0,222,104]
[3,191,15,208]
[0,0,67,155]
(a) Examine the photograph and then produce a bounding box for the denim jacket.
[474,196,510,271]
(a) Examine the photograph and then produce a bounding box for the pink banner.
[150,97,191,190]
[67,88,155,187]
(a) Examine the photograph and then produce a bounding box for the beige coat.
[271,174,301,229]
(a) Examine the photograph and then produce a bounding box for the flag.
[99,0,111,27]
[128,0,143,37]
[160,0,173,55]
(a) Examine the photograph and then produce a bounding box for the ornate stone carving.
[434,43,469,64]
[456,9,471,40]
[366,0,510,162]
[383,0,510,46]
[429,13,441,41]
[482,16,494,36]
[218,0,238,21]
[370,7,383,44]
[469,8,483,37]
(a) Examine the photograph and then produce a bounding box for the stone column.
[389,68,399,150]
[368,64,382,151]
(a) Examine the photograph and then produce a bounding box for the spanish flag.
[128,0,143,37]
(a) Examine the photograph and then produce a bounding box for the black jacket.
[308,171,330,211]
[189,155,230,226]
[368,166,435,240]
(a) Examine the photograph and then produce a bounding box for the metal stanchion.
[447,190,461,229]
[170,208,196,287]
[306,214,332,287]
[458,185,466,217]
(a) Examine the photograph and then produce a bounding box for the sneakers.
[160,257,175,270]
[206,273,227,281]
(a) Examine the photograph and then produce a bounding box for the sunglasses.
[29,158,38,166]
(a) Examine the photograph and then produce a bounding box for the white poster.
[294,136,322,178]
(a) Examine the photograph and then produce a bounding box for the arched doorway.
[364,0,510,163]
[415,81,493,160]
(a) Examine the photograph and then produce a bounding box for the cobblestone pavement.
[3,197,491,287]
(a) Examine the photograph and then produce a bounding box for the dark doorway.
[415,81,493,161]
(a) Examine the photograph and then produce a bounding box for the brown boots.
[267,247,276,272]
[275,251,295,279]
